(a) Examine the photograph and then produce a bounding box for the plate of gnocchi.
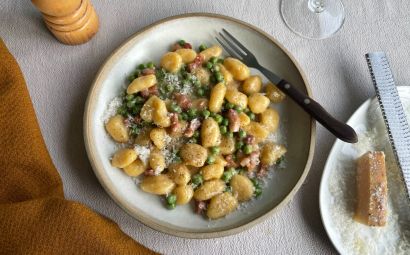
[84,13,315,238]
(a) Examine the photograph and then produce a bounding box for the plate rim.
[83,12,316,239]
[319,86,409,253]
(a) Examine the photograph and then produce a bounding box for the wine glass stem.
[308,0,325,13]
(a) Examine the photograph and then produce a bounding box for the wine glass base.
[281,0,345,40]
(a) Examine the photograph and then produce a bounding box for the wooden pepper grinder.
[31,0,99,45]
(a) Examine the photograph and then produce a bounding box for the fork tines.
[216,29,255,61]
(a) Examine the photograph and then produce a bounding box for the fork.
[216,29,358,143]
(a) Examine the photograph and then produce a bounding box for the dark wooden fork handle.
[260,69,358,143]
[275,79,358,143]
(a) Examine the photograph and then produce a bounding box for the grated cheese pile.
[102,96,122,124]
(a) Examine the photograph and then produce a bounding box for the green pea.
[170,103,182,113]
[234,105,242,112]
[254,187,262,197]
[235,141,244,150]
[209,57,218,64]
[199,44,207,52]
[135,96,145,103]
[167,203,176,210]
[188,108,197,118]
[209,112,216,118]
[192,174,203,187]
[220,126,227,134]
[194,80,202,88]
[217,58,224,63]
[248,112,256,120]
[215,72,224,82]
[166,84,174,92]
[126,99,136,108]
[206,62,213,69]
[201,109,210,118]
[238,130,247,138]
[214,114,223,124]
[212,65,220,72]
[125,94,134,101]
[193,130,200,138]
[222,168,236,182]
[206,155,215,164]
[181,112,189,121]
[147,62,155,68]
[225,102,234,109]
[138,63,146,70]
[178,39,186,46]
[243,144,253,154]
[221,118,229,126]
[166,194,177,204]
[211,146,220,155]
[189,138,198,144]
[196,88,205,97]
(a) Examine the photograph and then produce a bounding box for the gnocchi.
[207,192,238,219]
[179,143,208,167]
[149,149,166,174]
[193,179,226,201]
[105,115,129,143]
[127,74,157,94]
[111,148,138,168]
[261,143,287,166]
[140,175,175,195]
[105,39,287,219]
[201,118,221,148]
[168,163,191,185]
[242,75,262,95]
[260,108,279,132]
[225,88,248,109]
[209,82,226,113]
[175,48,197,63]
[199,45,222,62]
[230,174,254,202]
[173,185,194,205]
[160,52,182,73]
[248,93,270,114]
[265,82,286,103]
[150,128,167,149]
[123,159,146,177]
[201,163,224,181]
[223,57,250,81]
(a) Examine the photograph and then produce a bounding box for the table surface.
[1,0,410,254]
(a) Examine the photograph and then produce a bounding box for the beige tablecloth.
[1,0,409,254]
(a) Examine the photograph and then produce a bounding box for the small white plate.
[320,86,410,254]
[84,13,315,238]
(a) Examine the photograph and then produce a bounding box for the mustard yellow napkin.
[0,39,156,255]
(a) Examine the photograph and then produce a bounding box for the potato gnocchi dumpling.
[207,192,238,219]
[105,115,129,143]
[111,148,138,168]
[105,40,286,219]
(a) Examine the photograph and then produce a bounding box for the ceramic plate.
[84,13,315,238]
[320,86,410,254]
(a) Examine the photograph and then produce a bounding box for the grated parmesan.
[102,96,122,124]
[134,145,151,166]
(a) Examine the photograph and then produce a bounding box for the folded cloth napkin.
[0,39,156,255]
